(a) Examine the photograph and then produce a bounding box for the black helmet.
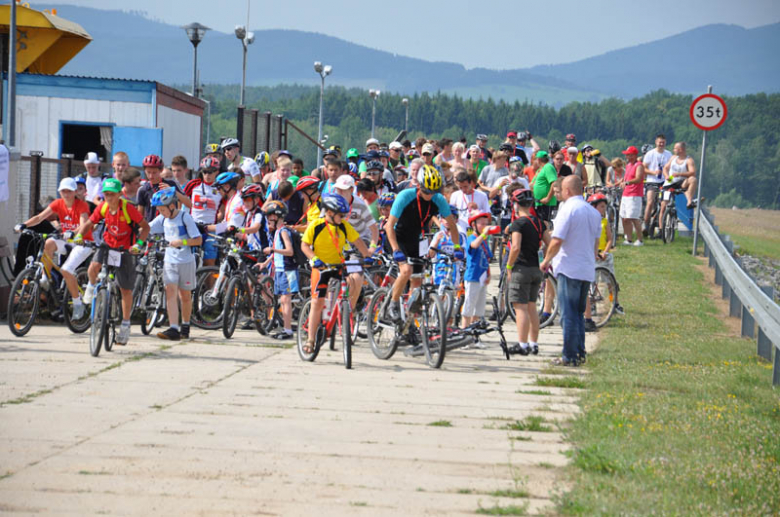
[511,189,534,205]
[498,143,514,152]
[548,140,561,154]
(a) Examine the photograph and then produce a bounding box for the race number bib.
[108,250,122,267]
[418,237,429,256]
[662,190,673,202]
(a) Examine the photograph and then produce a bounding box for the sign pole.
[691,85,712,256]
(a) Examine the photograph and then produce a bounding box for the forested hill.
[204,85,780,209]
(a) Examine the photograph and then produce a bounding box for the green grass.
[488,488,530,499]
[476,502,529,515]
[729,234,780,261]
[533,376,585,389]
[515,389,553,396]
[428,420,453,427]
[503,416,553,433]
[559,237,780,515]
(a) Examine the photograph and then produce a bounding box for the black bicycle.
[661,184,685,244]
[84,242,128,357]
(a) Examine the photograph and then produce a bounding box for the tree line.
[198,84,780,209]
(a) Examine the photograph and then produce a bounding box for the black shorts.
[311,268,342,298]
[398,239,424,274]
[93,248,136,291]
[645,183,661,194]
[535,205,554,222]
[509,266,543,304]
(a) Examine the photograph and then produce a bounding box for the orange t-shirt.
[524,166,536,184]
[50,198,93,240]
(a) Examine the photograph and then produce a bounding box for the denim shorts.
[200,232,218,260]
[274,269,300,295]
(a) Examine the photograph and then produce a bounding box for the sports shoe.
[633,240,644,247]
[585,319,597,332]
[622,239,633,246]
[180,324,190,339]
[83,284,95,304]
[117,324,130,345]
[272,330,293,340]
[39,276,50,291]
[72,302,86,321]
[508,342,530,356]
[530,343,539,355]
[614,304,625,315]
[386,301,401,323]
[240,320,255,331]
[157,327,181,341]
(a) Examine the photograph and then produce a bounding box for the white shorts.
[57,243,92,275]
[462,281,487,318]
[620,196,642,220]
[163,261,197,291]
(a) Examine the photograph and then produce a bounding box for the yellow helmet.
[417,164,442,192]
[204,143,220,155]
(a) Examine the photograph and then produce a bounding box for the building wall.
[157,105,201,171]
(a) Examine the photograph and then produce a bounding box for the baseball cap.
[535,150,549,159]
[581,143,593,151]
[101,178,122,193]
[421,143,434,155]
[365,137,380,147]
[567,146,578,154]
[84,152,100,165]
[346,148,359,159]
[622,146,639,155]
[389,141,403,150]
[58,177,77,192]
[334,175,356,190]
[506,131,517,138]
[565,133,576,141]
[476,134,488,141]
[468,144,481,153]
[364,150,381,160]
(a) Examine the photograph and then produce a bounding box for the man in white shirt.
[540,176,601,366]
[450,171,489,234]
[642,134,672,235]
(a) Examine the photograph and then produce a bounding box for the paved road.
[0,287,594,515]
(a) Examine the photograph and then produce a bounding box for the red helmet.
[200,156,221,170]
[588,193,608,206]
[511,189,534,204]
[295,175,320,191]
[143,154,163,168]
[240,184,264,199]
[468,211,492,226]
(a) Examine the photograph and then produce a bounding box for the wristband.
[75,233,83,240]
[136,239,144,246]
[182,239,188,246]
[506,264,513,270]
[240,227,246,234]
[453,244,462,250]
[480,232,488,240]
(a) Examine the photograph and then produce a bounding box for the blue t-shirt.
[390,188,451,235]
[464,234,492,283]
[149,210,202,265]
[433,229,466,286]
[273,227,297,271]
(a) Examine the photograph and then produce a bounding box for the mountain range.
[53,6,780,105]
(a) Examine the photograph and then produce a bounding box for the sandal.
[303,340,315,354]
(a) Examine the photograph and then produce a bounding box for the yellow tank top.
[599,217,608,251]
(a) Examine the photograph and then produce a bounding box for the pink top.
[623,161,643,197]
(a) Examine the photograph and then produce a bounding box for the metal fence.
[236,107,284,158]
[699,206,780,386]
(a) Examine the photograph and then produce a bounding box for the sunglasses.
[368,170,382,175]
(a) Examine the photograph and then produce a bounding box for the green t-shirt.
[368,200,380,221]
[470,160,488,179]
[533,163,558,207]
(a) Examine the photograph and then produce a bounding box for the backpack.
[98,199,139,244]
[288,229,309,268]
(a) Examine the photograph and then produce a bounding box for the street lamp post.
[402,97,409,133]
[314,62,333,167]
[234,26,255,106]
[182,22,210,98]
[369,89,380,138]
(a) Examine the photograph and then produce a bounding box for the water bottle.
[322,291,334,321]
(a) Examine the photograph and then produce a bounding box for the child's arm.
[275,229,294,257]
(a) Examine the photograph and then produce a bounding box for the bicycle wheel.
[341,300,352,369]
[367,287,397,360]
[105,284,122,352]
[8,269,40,337]
[254,275,278,335]
[141,277,164,336]
[538,275,559,329]
[90,288,108,357]
[296,299,323,362]
[222,276,246,339]
[663,210,677,244]
[63,268,91,334]
[439,289,454,325]
[609,205,620,248]
[419,294,446,369]
[590,268,617,328]
[191,266,224,330]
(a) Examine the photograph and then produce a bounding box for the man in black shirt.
[136,155,191,221]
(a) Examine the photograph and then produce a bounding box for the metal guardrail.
[699,206,780,386]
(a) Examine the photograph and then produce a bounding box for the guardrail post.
[773,348,780,387]
[741,306,755,339]
[722,278,731,300]
[729,289,741,318]
[757,327,773,362]
[714,262,723,286]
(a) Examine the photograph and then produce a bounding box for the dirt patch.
[694,259,742,337]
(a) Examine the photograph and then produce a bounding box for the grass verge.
[559,237,780,515]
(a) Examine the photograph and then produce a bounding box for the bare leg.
[527,302,540,343]
[165,283,179,327]
[179,288,192,323]
[120,288,134,321]
[514,303,530,343]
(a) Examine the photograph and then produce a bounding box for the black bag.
[288,229,309,268]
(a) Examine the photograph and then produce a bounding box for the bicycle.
[84,242,129,357]
[7,230,91,336]
[190,234,238,330]
[366,255,447,369]
[643,183,663,239]
[296,257,367,369]
[221,243,276,339]
[588,266,618,328]
[661,183,684,244]
[137,236,167,335]
[605,186,623,248]
[430,246,465,326]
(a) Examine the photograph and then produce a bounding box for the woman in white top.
[659,142,697,226]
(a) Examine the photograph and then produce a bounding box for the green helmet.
[101,178,122,193]
[346,148,359,159]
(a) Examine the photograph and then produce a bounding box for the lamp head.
[323,65,332,76]
[314,61,323,73]
[183,22,210,46]
[402,98,409,106]
[246,32,255,44]
[234,25,246,40]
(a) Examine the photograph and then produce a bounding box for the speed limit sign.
[690,93,728,131]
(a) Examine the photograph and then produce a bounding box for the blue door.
[113,126,163,167]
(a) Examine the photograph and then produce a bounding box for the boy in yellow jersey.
[301,193,373,354]
[584,193,623,330]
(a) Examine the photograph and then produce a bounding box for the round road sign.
[690,93,728,131]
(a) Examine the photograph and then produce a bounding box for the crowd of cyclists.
[9,129,696,367]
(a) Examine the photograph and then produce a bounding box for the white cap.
[389,141,403,150]
[334,175,356,190]
[58,177,78,192]
[567,146,579,154]
[84,152,100,165]
[421,143,435,155]
[366,138,379,147]
[468,144,481,153]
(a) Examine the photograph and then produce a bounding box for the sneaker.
[614,304,625,316]
[83,284,95,304]
[271,330,293,340]
[180,324,190,339]
[508,343,530,356]
[472,339,488,350]
[72,303,86,321]
[117,324,131,345]
[39,276,50,291]
[585,319,597,332]
[386,301,401,323]
[157,327,181,341]
[633,240,644,247]
[531,343,539,355]
[240,320,255,331]
[622,239,633,246]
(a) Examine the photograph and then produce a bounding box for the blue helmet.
[151,187,178,207]
[448,204,460,216]
[378,192,396,207]
[214,171,241,188]
[321,193,350,214]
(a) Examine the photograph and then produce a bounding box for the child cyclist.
[584,192,624,330]
[429,205,467,287]
[184,156,224,267]
[462,211,499,328]
[300,194,373,354]
[263,200,298,340]
[75,178,151,345]
[376,192,395,254]
[148,188,203,340]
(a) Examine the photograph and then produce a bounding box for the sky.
[39,0,780,69]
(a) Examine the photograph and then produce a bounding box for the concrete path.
[0,278,596,515]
